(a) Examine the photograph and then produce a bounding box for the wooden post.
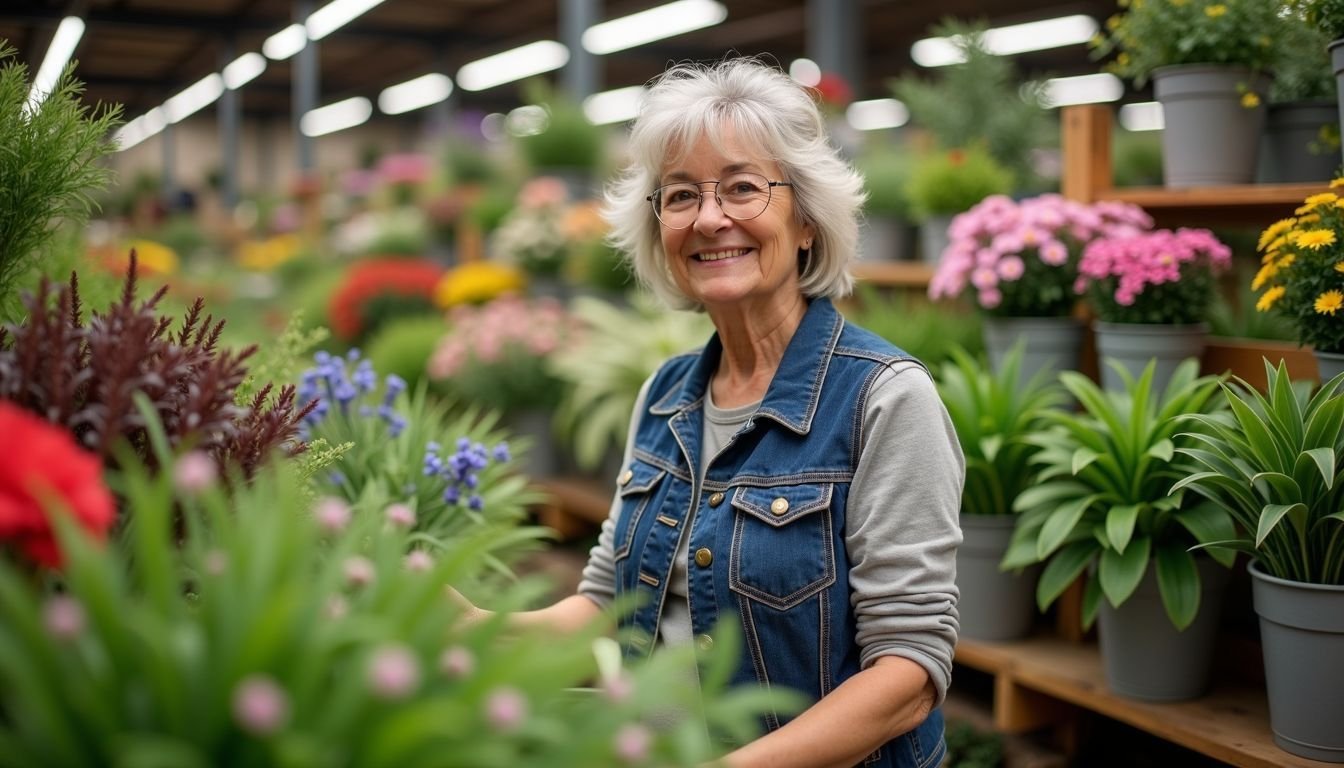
[1061,104,1113,203]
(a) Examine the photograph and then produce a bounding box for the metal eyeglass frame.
[645,176,793,229]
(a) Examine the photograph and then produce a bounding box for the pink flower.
[368,644,422,700]
[518,177,569,209]
[996,256,1025,281]
[614,723,653,764]
[405,550,434,572]
[43,595,85,641]
[978,288,1002,309]
[232,676,290,735]
[1039,240,1069,267]
[315,497,352,534]
[485,686,528,731]
[439,646,475,678]
[971,267,999,291]
[603,672,634,702]
[204,549,229,575]
[384,503,416,529]
[173,451,217,494]
[343,556,376,588]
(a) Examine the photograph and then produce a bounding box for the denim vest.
[612,297,945,768]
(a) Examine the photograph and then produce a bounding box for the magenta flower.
[1076,227,1232,325]
[368,644,422,700]
[485,686,528,731]
[439,645,475,678]
[232,676,290,735]
[614,723,653,764]
[315,497,352,534]
[405,550,434,572]
[343,556,376,588]
[173,451,217,494]
[384,503,416,529]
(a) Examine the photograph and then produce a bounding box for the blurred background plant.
[906,147,1014,222]
[841,284,984,367]
[327,258,445,344]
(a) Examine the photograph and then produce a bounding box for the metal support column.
[560,0,597,101]
[806,0,861,96]
[160,122,175,201]
[218,37,241,209]
[293,0,317,173]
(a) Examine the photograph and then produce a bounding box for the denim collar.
[648,297,844,435]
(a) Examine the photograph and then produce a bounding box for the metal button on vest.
[770,497,790,516]
[694,547,714,568]
[707,491,724,507]
[696,633,714,652]
[619,469,633,486]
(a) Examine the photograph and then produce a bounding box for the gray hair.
[604,58,866,310]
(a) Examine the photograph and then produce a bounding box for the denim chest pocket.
[612,461,667,563]
[727,483,837,610]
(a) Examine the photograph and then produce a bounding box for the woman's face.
[657,127,814,313]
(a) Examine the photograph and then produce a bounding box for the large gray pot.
[1152,65,1269,187]
[1316,349,1344,383]
[1097,556,1230,701]
[956,515,1040,642]
[919,214,955,264]
[859,215,913,262]
[1093,321,1208,394]
[1259,100,1339,184]
[1249,561,1344,763]
[982,316,1083,384]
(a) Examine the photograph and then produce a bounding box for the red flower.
[328,259,445,341]
[0,401,116,568]
[811,73,853,108]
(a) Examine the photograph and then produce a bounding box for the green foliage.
[1173,361,1344,584]
[1092,0,1287,87]
[468,184,519,234]
[842,285,984,367]
[566,238,635,294]
[0,42,121,320]
[0,450,786,766]
[944,722,1004,768]
[147,213,211,263]
[1254,194,1344,352]
[236,310,331,407]
[906,147,1013,219]
[444,142,498,186]
[890,19,1050,187]
[365,208,431,256]
[1004,360,1235,630]
[856,147,911,217]
[1207,273,1297,341]
[365,315,448,392]
[1270,12,1336,102]
[1111,128,1164,188]
[936,345,1068,518]
[550,295,714,470]
[1293,0,1344,43]
[518,82,604,172]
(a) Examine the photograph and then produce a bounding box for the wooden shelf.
[1099,182,1324,229]
[531,477,611,540]
[955,636,1318,768]
[852,261,934,288]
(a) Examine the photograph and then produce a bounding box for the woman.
[468,59,963,768]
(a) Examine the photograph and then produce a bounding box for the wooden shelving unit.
[852,261,935,288]
[954,636,1319,768]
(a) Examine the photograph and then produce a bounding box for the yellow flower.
[237,234,302,271]
[1297,213,1322,225]
[1305,192,1339,208]
[1241,92,1261,109]
[1315,290,1344,315]
[1116,52,1131,68]
[1205,4,1227,18]
[1295,229,1337,250]
[1258,218,1296,251]
[1252,262,1279,290]
[1106,14,1122,31]
[433,261,525,308]
[126,239,179,275]
[1332,177,1344,189]
[1336,261,1344,273]
[1276,253,1297,269]
[1257,285,1286,312]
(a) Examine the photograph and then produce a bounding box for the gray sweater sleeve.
[576,376,654,609]
[849,361,964,706]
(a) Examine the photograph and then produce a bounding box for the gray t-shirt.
[578,360,963,703]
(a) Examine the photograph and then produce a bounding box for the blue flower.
[492,442,511,463]
[468,494,483,511]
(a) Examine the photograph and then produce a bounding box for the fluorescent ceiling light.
[1039,73,1123,108]
[163,73,225,123]
[583,86,645,125]
[846,98,909,131]
[301,96,372,136]
[114,107,167,151]
[582,0,727,55]
[1119,101,1164,132]
[789,58,821,87]
[264,24,307,60]
[26,16,85,110]
[223,53,267,89]
[456,41,569,92]
[912,14,1098,67]
[307,0,387,41]
[378,73,453,115]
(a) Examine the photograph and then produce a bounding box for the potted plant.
[491,177,574,298]
[1003,360,1235,700]
[855,145,913,262]
[1262,10,1339,183]
[936,344,1067,641]
[1292,0,1344,169]
[1093,0,1289,187]
[906,146,1013,265]
[1252,187,1344,380]
[427,295,582,479]
[928,194,1152,380]
[1172,360,1344,761]
[1076,227,1233,393]
[842,283,984,368]
[516,81,605,199]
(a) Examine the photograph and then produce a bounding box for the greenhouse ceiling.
[3,0,1118,121]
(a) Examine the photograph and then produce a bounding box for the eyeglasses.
[646,172,793,229]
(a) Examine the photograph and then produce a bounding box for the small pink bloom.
[996,255,1025,281]
[486,686,528,731]
[970,267,998,291]
[205,549,228,576]
[315,497,352,534]
[384,503,416,529]
[614,723,653,764]
[232,676,290,735]
[603,673,634,703]
[439,646,475,678]
[43,595,85,641]
[173,451,217,494]
[368,644,422,700]
[978,288,1002,309]
[405,550,434,572]
[344,556,376,588]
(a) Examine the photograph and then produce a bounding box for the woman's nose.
[693,192,732,235]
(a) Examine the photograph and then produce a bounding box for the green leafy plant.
[550,295,714,471]
[906,147,1013,219]
[891,19,1051,188]
[518,82,604,173]
[856,147,911,219]
[1173,361,1344,584]
[1292,0,1344,43]
[936,345,1067,517]
[843,284,984,367]
[365,314,448,392]
[1270,11,1337,102]
[1092,0,1287,88]
[1004,360,1235,630]
[0,444,787,766]
[0,42,120,321]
